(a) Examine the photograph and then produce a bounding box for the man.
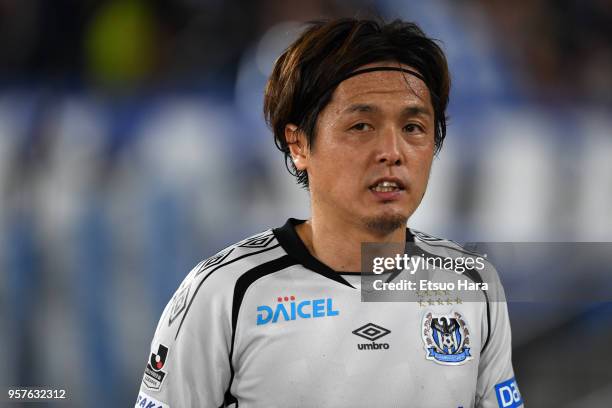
[136,18,522,408]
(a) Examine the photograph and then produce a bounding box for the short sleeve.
[475,277,524,408]
[135,263,234,407]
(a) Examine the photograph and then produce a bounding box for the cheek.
[309,149,350,185]
[407,147,434,184]
[309,142,362,192]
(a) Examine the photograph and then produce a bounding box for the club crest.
[422,310,472,365]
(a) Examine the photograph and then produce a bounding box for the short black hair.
[263,18,450,189]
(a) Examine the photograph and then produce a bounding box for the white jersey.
[136,218,523,408]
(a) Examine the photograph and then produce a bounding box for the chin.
[361,213,408,235]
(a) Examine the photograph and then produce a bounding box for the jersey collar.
[273,218,414,288]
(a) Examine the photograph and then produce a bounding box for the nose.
[376,126,402,166]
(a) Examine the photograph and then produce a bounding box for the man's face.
[290,62,436,235]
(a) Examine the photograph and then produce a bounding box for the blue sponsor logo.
[495,377,523,408]
[257,296,339,325]
[135,391,169,408]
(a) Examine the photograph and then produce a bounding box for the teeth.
[371,180,400,192]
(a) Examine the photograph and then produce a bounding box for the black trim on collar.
[273,219,354,288]
[273,218,415,287]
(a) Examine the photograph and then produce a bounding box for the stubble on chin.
[362,213,408,236]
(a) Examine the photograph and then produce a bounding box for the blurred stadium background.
[1,0,611,406]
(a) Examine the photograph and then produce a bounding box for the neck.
[295,211,406,272]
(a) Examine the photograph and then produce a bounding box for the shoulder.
[185,229,283,288]
[409,228,500,285]
[139,231,284,396]
[160,228,287,337]
[410,228,478,257]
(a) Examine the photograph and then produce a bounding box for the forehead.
[329,63,432,111]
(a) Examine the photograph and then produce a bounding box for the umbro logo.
[238,232,275,248]
[352,323,391,350]
[353,323,391,341]
[196,248,234,276]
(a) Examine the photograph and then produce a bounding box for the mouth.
[368,178,406,193]
[368,178,406,201]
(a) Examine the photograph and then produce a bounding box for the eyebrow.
[342,103,432,117]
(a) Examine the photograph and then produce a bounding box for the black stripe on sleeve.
[480,290,492,353]
[224,255,297,407]
[463,268,491,353]
[174,243,281,340]
[230,255,297,334]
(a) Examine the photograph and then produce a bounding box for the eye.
[403,123,424,133]
[350,123,373,131]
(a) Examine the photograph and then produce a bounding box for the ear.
[284,124,309,171]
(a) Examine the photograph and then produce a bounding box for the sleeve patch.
[495,377,523,408]
[135,390,170,408]
[142,344,169,391]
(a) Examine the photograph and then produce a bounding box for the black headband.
[323,66,426,96]
[293,66,433,146]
